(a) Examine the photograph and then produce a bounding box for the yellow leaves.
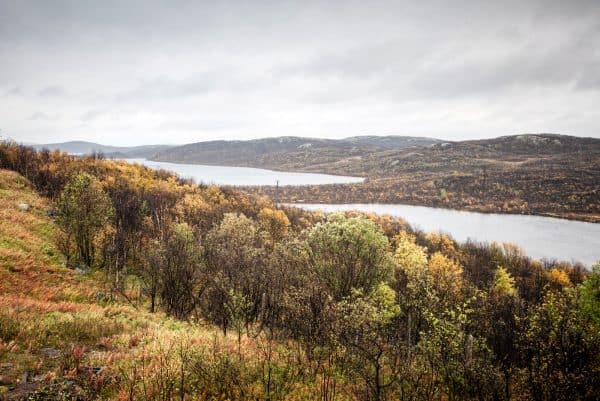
[371,283,401,321]
[393,231,428,275]
[178,193,210,211]
[492,266,517,297]
[175,193,211,227]
[428,252,464,301]
[257,207,290,241]
[425,232,460,259]
[393,230,417,247]
[104,175,116,187]
[547,268,572,289]
[204,185,226,205]
[94,223,117,252]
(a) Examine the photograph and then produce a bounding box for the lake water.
[122,158,598,266]
[293,203,600,267]
[125,158,364,186]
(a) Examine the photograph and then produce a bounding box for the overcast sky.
[1,0,599,146]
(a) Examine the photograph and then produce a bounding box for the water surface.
[294,203,600,267]
[122,158,598,266]
[125,158,364,186]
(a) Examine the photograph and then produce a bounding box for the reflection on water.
[294,203,600,267]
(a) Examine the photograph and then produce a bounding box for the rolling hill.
[241,134,600,223]
[151,135,441,169]
[32,141,174,158]
[343,135,443,149]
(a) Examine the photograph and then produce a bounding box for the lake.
[125,158,364,186]
[122,158,598,266]
[293,203,600,267]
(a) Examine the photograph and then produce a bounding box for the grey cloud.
[38,85,66,97]
[402,39,599,100]
[1,0,599,145]
[116,71,262,102]
[29,111,59,121]
[157,118,247,132]
[278,8,600,102]
[29,111,48,120]
[80,109,107,122]
[3,87,22,96]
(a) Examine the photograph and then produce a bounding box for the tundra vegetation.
[235,134,600,223]
[0,142,598,401]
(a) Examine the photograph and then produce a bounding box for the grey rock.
[83,366,104,376]
[32,374,47,382]
[17,203,30,211]
[38,348,62,359]
[74,266,90,275]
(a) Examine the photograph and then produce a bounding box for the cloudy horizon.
[1,0,599,146]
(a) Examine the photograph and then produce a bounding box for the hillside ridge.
[240,134,600,222]
[31,141,174,158]
[150,135,440,168]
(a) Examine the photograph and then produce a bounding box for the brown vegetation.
[0,143,599,401]
[242,134,600,222]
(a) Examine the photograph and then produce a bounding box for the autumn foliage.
[0,142,598,401]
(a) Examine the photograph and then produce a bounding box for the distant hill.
[152,133,599,176]
[459,133,596,154]
[343,135,442,149]
[151,135,440,170]
[33,134,599,178]
[32,141,174,158]
[330,133,600,177]
[244,133,600,223]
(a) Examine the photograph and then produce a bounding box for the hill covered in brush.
[151,135,441,170]
[244,134,600,222]
[31,141,174,159]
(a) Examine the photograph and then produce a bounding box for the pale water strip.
[293,203,600,267]
[125,158,364,186]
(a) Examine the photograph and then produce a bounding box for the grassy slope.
[0,170,99,302]
[0,170,271,400]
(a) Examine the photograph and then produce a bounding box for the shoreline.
[141,159,599,224]
[282,201,600,224]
